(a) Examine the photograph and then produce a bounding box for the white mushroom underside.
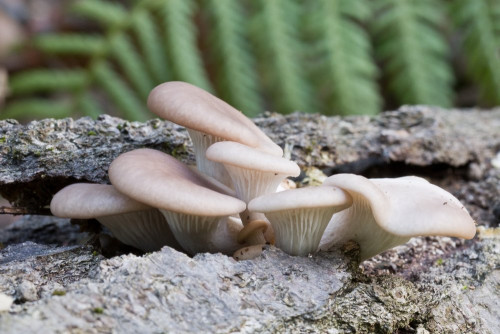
[266,207,339,256]
[98,209,179,252]
[224,165,286,203]
[160,209,222,255]
[319,197,410,260]
[187,129,232,187]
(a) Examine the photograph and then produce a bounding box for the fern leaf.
[451,0,500,104]
[131,8,171,84]
[9,69,89,95]
[304,0,380,115]
[203,0,262,117]
[249,0,314,114]
[71,0,128,28]
[0,99,73,120]
[91,61,150,121]
[160,0,212,91]
[372,0,454,107]
[109,33,155,100]
[77,92,105,119]
[35,34,107,55]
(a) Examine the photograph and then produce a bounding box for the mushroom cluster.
[50,82,476,260]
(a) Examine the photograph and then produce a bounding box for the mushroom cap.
[206,141,300,176]
[108,148,246,216]
[187,164,236,197]
[50,183,150,219]
[249,185,352,212]
[324,174,476,239]
[147,81,282,156]
[249,186,352,256]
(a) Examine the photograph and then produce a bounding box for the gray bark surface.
[0,106,499,333]
[1,105,499,210]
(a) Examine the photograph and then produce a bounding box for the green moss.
[92,307,104,314]
[116,122,129,131]
[151,120,161,129]
[435,258,444,266]
[304,145,314,155]
[170,143,187,158]
[0,136,6,143]
[52,290,66,296]
[87,130,97,136]
[11,149,23,160]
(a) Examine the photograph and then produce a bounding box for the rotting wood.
[1,106,499,211]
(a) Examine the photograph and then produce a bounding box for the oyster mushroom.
[206,141,300,244]
[319,174,476,260]
[147,81,282,186]
[249,186,352,256]
[108,148,246,255]
[50,183,181,252]
[210,216,246,255]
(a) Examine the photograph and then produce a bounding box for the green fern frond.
[372,0,454,107]
[109,33,155,100]
[249,0,314,114]
[71,0,128,28]
[304,0,380,115]
[91,61,150,121]
[451,0,500,104]
[0,99,73,120]
[9,69,89,95]
[9,0,496,121]
[34,34,107,55]
[204,0,262,116]
[131,8,171,84]
[159,0,212,91]
[77,92,105,118]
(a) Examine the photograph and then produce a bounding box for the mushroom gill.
[108,148,246,255]
[50,183,181,252]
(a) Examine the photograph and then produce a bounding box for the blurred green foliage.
[1,0,500,121]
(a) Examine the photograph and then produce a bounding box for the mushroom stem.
[239,210,276,244]
[209,216,245,255]
[237,219,268,245]
[320,196,410,260]
[187,129,233,187]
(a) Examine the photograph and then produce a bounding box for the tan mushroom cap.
[320,174,476,260]
[206,141,300,176]
[147,81,282,156]
[108,148,246,216]
[249,186,352,256]
[50,183,182,253]
[324,174,476,239]
[249,186,352,213]
[50,183,150,219]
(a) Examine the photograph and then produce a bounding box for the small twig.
[0,206,52,216]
